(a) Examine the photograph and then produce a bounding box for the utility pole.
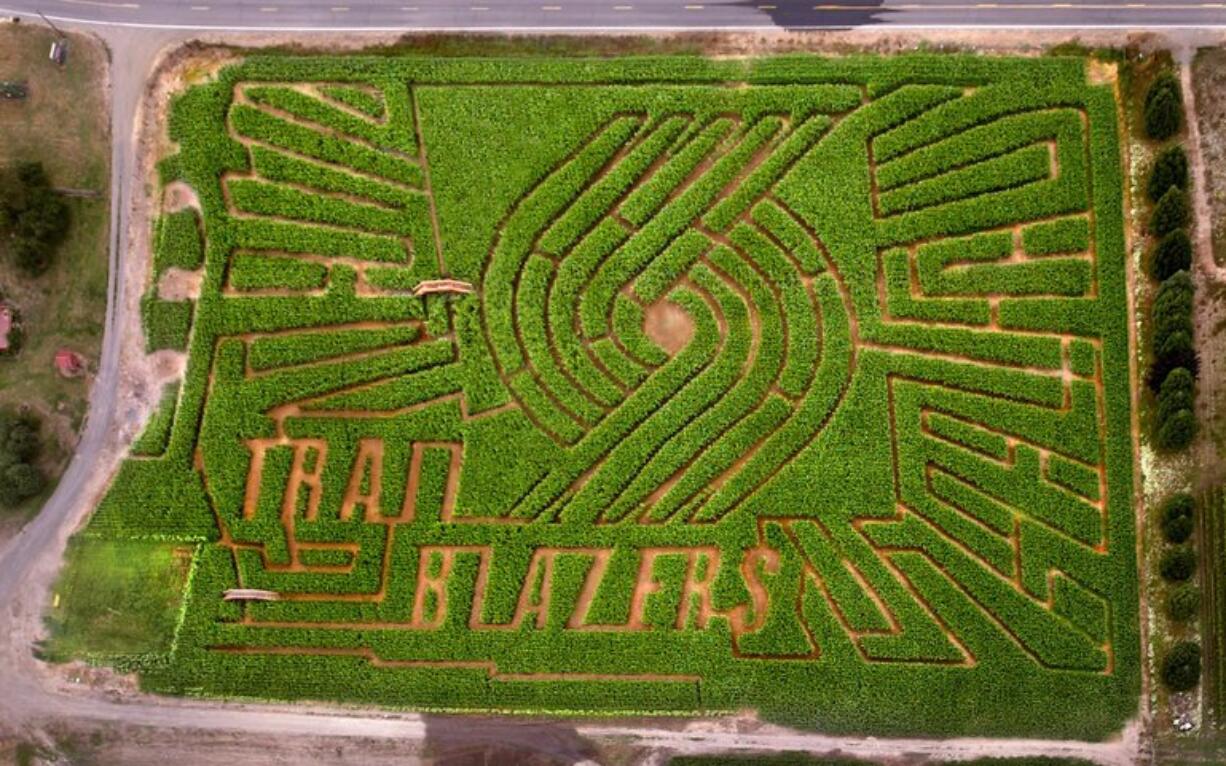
[35,11,62,36]
[36,12,68,66]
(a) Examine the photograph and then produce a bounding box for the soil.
[1184,46,1226,749]
[162,181,201,213]
[642,299,695,356]
[157,267,203,302]
[1187,52,1226,489]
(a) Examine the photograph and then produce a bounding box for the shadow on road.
[422,715,600,765]
[728,0,889,28]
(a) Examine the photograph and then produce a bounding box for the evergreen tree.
[1147,144,1189,201]
[1156,367,1196,425]
[1150,229,1192,281]
[1157,408,1197,451]
[1144,72,1183,140]
[1162,641,1201,692]
[1151,187,1190,237]
[1160,492,1195,544]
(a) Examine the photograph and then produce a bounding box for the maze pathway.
[100,55,1140,738]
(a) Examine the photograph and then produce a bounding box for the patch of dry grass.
[0,24,109,525]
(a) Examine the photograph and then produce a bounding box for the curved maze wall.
[96,55,1140,737]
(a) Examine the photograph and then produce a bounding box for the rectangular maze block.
[96,54,1139,739]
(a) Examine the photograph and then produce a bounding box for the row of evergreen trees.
[1144,68,1204,698]
[1144,72,1198,451]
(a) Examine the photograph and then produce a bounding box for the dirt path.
[1181,57,1226,498]
[1179,61,1226,289]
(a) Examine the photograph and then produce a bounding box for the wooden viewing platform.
[411,279,475,298]
[223,588,280,602]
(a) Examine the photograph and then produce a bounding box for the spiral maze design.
[482,112,855,525]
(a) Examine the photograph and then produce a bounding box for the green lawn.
[42,538,194,662]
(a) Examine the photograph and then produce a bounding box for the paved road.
[2,0,1226,29]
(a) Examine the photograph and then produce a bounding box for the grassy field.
[72,51,1137,738]
[42,538,194,662]
[0,25,110,526]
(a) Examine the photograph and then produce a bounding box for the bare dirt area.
[1189,49,1226,488]
[157,267,202,302]
[642,299,695,356]
[161,180,201,213]
[0,25,110,540]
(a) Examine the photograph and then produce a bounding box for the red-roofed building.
[54,348,86,378]
[0,303,12,353]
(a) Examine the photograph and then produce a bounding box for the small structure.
[53,187,100,199]
[0,304,12,352]
[54,348,86,378]
[0,82,27,100]
[411,279,475,298]
[223,588,280,602]
[48,40,67,66]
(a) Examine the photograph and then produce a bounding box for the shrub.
[1146,71,1183,109]
[1161,641,1201,692]
[1156,369,1195,425]
[1160,545,1197,581]
[0,462,44,507]
[1,462,43,497]
[1150,187,1190,237]
[1167,584,1200,622]
[1149,229,1192,281]
[0,163,70,276]
[1156,409,1197,451]
[1150,331,1198,390]
[1147,145,1189,202]
[1151,271,1194,343]
[0,413,40,463]
[0,411,45,508]
[1144,84,1182,140]
[1160,492,1195,543]
[1149,272,1195,390]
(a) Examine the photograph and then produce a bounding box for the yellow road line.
[542,4,562,8]
[684,3,705,8]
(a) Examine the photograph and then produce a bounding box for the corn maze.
[90,54,1140,737]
